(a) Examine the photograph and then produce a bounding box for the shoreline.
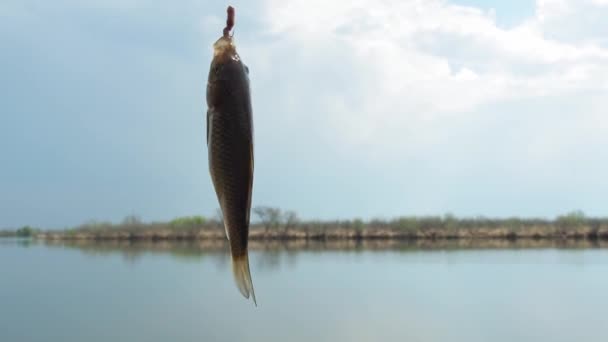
[32,237,608,253]
[31,225,608,242]
[7,211,608,244]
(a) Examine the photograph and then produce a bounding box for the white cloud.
[249,0,608,160]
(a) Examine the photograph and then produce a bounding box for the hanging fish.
[206,6,256,305]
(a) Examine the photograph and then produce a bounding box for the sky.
[1,0,608,228]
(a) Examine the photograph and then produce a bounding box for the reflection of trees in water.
[39,238,608,270]
[285,250,298,269]
[40,240,308,272]
[122,251,141,264]
[17,238,33,248]
[0,238,35,247]
[40,240,236,269]
[254,249,308,272]
[213,252,229,272]
[255,250,282,272]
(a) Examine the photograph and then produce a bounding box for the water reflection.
[3,238,608,342]
[0,237,33,247]
[34,238,608,270]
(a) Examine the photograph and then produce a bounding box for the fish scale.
[210,112,250,253]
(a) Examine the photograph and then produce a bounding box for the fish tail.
[231,251,257,306]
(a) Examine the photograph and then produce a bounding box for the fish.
[206,7,256,306]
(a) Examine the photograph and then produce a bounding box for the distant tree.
[443,213,457,230]
[557,210,586,228]
[283,210,299,232]
[16,226,34,237]
[352,218,365,230]
[77,220,113,232]
[254,206,282,233]
[122,215,142,227]
[169,216,206,230]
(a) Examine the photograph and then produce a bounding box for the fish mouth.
[213,37,237,59]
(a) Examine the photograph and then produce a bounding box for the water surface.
[2,239,608,342]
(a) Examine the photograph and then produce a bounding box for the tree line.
[2,208,606,237]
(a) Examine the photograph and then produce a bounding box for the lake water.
[2,238,608,342]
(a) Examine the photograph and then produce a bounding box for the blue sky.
[1,0,608,228]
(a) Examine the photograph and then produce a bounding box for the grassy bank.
[0,226,38,238]
[29,210,608,242]
[41,237,608,254]
[0,230,15,238]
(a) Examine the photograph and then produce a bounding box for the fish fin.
[223,221,230,241]
[231,252,257,306]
